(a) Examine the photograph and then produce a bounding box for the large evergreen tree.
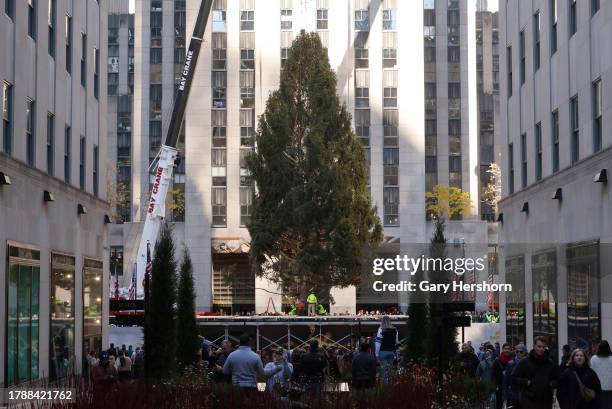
[145,224,177,379]
[246,32,382,300]
[176,247,200,367]
[405,265,428,363]
[426,220,458,369]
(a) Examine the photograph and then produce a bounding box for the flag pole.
[144,242,151,385]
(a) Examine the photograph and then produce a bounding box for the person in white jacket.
[591,340,612,407]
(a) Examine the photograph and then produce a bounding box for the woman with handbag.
[557,349,602,409]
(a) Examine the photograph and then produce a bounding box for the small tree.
[482,163,502,214]
[426,185,473,220]
[145,224,177,379]
[176,247,200,367]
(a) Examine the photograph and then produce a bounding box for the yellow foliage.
[426,185,473,220]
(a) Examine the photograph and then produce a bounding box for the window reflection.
[532,250,557,357]
[50,253,75,381]
[505,256,526,346]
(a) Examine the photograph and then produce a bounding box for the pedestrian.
[455,342,480,378]
[352,342,376,389]
[375,315,399,384]
[477,348,496,383]
[492,343,514,409]
[264,348,293,398]
[307,291,317,317]
[132,347,145,379]
[299,340,327,397]
[590,340,612,408]
[91,351,118,398]
[557,348,601,409]
[560,344,571,371]
[511,336,560,409]
[221,333,281,390]
[213,340,234,383]
[117,350,132,381]
[127,345,134,360]
[504,343,528,409]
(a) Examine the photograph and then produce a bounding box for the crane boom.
[135,0,214,297]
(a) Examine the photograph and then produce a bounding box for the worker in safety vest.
[307,291,317,316]
[289,303,297,316]
[317,304,327,316]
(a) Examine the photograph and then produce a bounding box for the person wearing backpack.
[557,348,602,409]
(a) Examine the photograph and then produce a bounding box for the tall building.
[0,0,109,386]
[499,0,611,358]
[112,0,496,315]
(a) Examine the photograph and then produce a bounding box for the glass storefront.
[505,255,526,346]
[49,253,75,381]
[83,258,103,360]
[567,241,600,353]
[532,250,557,358]
[6,243,40,386]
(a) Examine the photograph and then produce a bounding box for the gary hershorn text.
[372,280,512,293]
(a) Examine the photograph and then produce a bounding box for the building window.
[507,46,513,97]
[6,244,41,386]
[569,0,577,37]
[505,256,526,346]
[239,148,252,186]
[93,145,99,196]
[79,135,86,190]
[281,8,292,30]
[355,33,369,68]
[240,186,253,226]
[354,9,369,31]
[240,71,255,109]
[81,33,87,87]
[47,114,54,175]
[355,109,370,140]
[28,0,36,40]
[356,87,369,108]
[592,79,602,153]
[240,109,254,146]
[49,253,75,381]
[212,110,226,147]
[212,187,227,226]
[383,187,399,226]
[552,110,559,172]
[383,148,399,186]
[240,10,254,31]
[383,32,397,68]
[567,242,600,352]
[532,251,558,359]
[240,49,255,70]
[425,82,437,117]
[316,8,328,29]
[519,30,525,85]
[212,71,227,108]
[212,149,227,187]
[383,109,398,137]
[508,143,514,194]
[550,0,558,54]
[212,8,227,32]
[535,123,542,181]
[383,8,396,31]
[383,87,397,108]
[534,12,540,71]
[83,259,103,357]
[5,0,14,20]
[212,33,227,70]
[591,0,600,16]
[26,99,35,166]
[150,48,162,64]
[93,48,99,99]
[3,81,13,154]
[448,46,460,63]
[48,0,55,56]
[64,125,71,182]
[66,15,72,73]
[570,95,579,163]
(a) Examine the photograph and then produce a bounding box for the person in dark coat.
[299,341,327,396]
[492,342,514,409]
[352,343,377,389]
[560,344,571,371]
[455,342,480,378]
[557,348,602,409]
[511,336,560,409]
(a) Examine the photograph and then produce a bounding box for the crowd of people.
[456,336,612,409]
[199,315,402,402]
[85,343,146,393]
